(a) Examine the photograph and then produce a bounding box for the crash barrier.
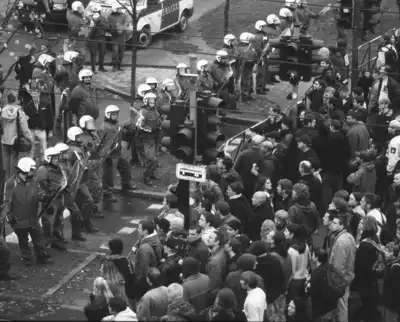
[220,27,398,161]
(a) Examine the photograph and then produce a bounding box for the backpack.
[326,231,349,298]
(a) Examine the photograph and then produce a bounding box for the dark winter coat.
[206,247,228,293]
[24,98,54,131]
[160,255,182,286]
[288,199,320,237]
[298,173,323,213]
[69,84,99,120]
[134,233,163,280]
[383,258,400,312]
[248,202,274,241]
[186,237,209,273]
[211,310,248,321]
[228,195,254,233]
[225,254,265,310]
[182,272,210,315]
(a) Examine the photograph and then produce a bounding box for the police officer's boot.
[36,254,53,265]
[143,177,153,186]
[92,208,105,219]
[71,221,87,241]
[83,220,99,234]
[121,183,137,191]
[51,240,67,251]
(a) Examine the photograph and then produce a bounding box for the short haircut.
[140,219,155,234]
[108,238,123,255]
[240,271,258,288]
[108,297,127,313]
[168,283,183,301]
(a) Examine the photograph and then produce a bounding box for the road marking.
[117,227,136,235]
[99,244,109,250]
[130,218,144,224]
[147,204,163,210]
[5,208,71,244]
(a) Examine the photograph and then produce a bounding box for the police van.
[86,0,194,48]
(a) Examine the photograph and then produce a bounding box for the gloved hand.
[46,206,55,215]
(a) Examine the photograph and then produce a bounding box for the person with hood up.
[68,68,99,122]
[225,253,265,310]
[136,267,168,320]
[0,92,32,179]
[103,297,138,321]
[163,283,197,321]
[347,151,376,193]
[288,183,319,239]
[100,238,136,308]
[107,3,128,71]
[182,257,210,316]
[133,220,163,299]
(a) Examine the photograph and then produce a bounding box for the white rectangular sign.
[176,163,207,183]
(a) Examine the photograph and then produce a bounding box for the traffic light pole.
[351,0,361,88]
[189,54,198,163]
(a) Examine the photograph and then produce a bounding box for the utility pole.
[130,0,138,99]
[351,0,361,88]
[189,54,198,164]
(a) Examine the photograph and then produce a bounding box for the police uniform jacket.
[3,176,44,230]
[37,163,67,197]
[99,119,123,158]
[69,84,99,121]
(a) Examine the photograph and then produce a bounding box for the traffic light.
[268,36,300,83]
[196,96,226,165]
[298,35,324,81]
[338,0,352,29]
[160,100,188,158]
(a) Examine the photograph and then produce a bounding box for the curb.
[0,252,98,303]
[221,114,258,126]
[113,187,165,201]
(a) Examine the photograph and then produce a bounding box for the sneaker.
[84,224,99,234]
[51,241,67,251]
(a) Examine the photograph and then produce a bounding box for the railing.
[220,27,398,161]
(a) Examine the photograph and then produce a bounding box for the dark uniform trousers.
[88,40,106,68]
[75,183,94,226]
[141,132,157,179]
[87,168,102,212]
[64,192,84,236]
[42,197,64,245]
[13,221,47,260]
[0,236,11,276]
[102,157,131,195]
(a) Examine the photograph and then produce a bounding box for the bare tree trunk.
[224,0,230,35]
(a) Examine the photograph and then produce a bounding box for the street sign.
[176,163,207,183]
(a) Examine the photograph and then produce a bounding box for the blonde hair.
[261,219,276,242]
[93,277,114,303]
[168,283,183,302]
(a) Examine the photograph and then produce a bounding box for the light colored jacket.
[102,307,138,321]
[0,104,32,145]
[329,230,356,285]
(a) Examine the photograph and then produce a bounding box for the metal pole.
[189,54,198,164]
[351,0,361,88]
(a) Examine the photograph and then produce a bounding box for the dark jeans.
[88,40,106,68]
[102,157,131,194]
[14,224,47,260]
[111,42,125,67]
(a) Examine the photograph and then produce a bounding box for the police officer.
[67,126,99,235]
[79,115,104,218]
[32,53,55,132]
[54,142,86,242]
[37,147,67,251]
[107,4,128,71]
[222,34,240,84]
[197,60,215,92]
[175,63,188,101]
[137,93,161,185]
[159,79,181,104]
[4,157,53,266]
[254,20,270,94]
[69,68,99,123]
[66,1,88,55]
[87,4,109,73]
[130,84,152,166]
[237,33,258,100]
[279,2,296,31]
[54,50,82,129]
[100,105,136,201]
[294,0,319,33]
[265,14,282,85]
[209,50,234,103]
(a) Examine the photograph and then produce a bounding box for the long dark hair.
[215,288,237,319]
